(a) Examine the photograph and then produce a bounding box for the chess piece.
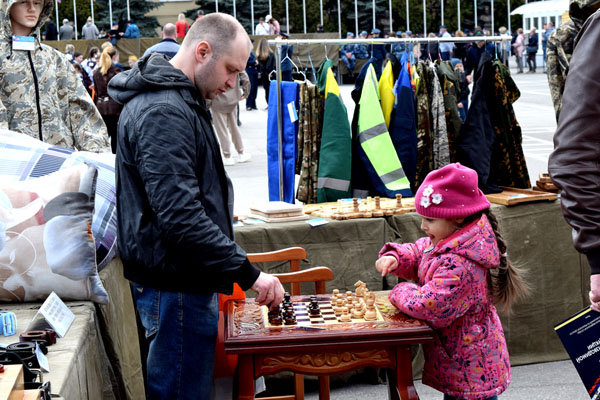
[354,280,366,297]
[269,314,283,325]
[395,193,403,208]
[364,306,377,321]
[352,304,364,319]
[336,298,344,308]
[284,292,291,302]
[340,307,351,322]
[372,196,384,217]
[334,306,343,317]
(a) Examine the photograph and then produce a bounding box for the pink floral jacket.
[379,214,510,399]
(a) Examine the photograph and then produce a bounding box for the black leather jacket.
[549,10,600,274]
[108,53,260,293]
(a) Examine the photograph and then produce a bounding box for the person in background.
[42,15,57,40]
[452,29,469,63]
[195,9,204,21]
[390,31,406,60]
[542,21,554,71]
[452,58,469,122]
[143,23,180,58]
[340,32,356,77]
[64,43,74,62]
[376,163,528,400]
[526,27,538,73]
[464,30,495,82]
[512,28,525,73]
[93,46,122,154]
[72,51,83,64]
[354,30,370,59]
[265,15,280,35]
[82,16,99,40]
[498,26,511,67]
[421,32,439,61]
[316,24,324,33]
[175,13,189,39]
[59,17,73,40]
[72,61,93,97]
[108,22,121,46]
[549,9,600,314]
[127,55,138,70]
[279,31,293,81]
[122,20,140,38]
[245,43,259,111]
[370,28,386,77]
[438,25,453,60]
[107,13,284,399]
[1,0,108,151]
[210,70,251,165]
[257,38,275,107]
[255,17,269,35]
[82,46,100,88]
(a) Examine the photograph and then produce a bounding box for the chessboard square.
[323,317,336,321]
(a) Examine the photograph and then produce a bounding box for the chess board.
[262,299,385,328]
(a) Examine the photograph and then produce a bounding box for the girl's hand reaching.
[376,256,398,277]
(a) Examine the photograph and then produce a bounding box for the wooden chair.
[247,248,333,400]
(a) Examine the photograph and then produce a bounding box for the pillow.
[0,129,117,271]
[0,163,108,303]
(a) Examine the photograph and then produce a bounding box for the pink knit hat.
[415,163,490,219]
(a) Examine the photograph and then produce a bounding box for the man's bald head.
[163,23,177,39]
[181,13,250,59]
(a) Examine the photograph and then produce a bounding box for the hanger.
[323,44,329,60]
[307,50,316,83]
[295,56,307,81]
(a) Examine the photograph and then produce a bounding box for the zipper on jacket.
[27,52,43,142]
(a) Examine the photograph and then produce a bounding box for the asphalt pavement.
[226,69,586,399]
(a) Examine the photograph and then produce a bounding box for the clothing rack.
[267,36,510,202]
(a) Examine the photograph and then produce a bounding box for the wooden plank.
[486,187,558,206]
[0,364,24,400]
[23,389,42,400]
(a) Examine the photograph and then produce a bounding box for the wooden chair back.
[247,247,306,295]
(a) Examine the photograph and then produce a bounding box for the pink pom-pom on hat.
[415,163,490,219]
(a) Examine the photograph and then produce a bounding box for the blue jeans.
[443,395,498,400]
[132,284,219,400]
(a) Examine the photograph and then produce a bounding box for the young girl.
[376,163,528,400]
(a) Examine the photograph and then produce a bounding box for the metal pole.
[372,0,376,30]
[269,0,272,16]
[456,0,461,31]
[275,42,284,202]
[73,0,78,40]
[441,0,444,26]
[90,0,94,24]
[286,0,289,34]
[109,0,112,27]
[423,0,426,36]
[251,0,255,35]
[388,0,392,32]
[215,0,218,12]
[126,0,130,21]
[474,0,477,27]
[355,0,359,36]
[233,0,236,19]
[55,0,59,40]
[303,0,307,34]
[491,0,494,33]
[320,0,323,26]
[507,0,511,33]
[406,0,409,31]
[338,0,342,38]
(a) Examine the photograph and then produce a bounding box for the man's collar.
[161,38,178,44]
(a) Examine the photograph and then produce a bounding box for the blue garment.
[267,81,298,203]
[391,42,406,60]
[132,284,218,400]
[354,44,370,59]
[122,23,140,38]
[281,44,294,81]
[370,43,386,78]
[388,53,417,194]
[143,38,180,58]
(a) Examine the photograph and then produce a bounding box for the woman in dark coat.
[257,38,276,107]
[93,46,123,154]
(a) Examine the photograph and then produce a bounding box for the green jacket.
[316,59,352,202]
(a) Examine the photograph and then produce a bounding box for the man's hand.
[590,275,600,312]
[466,75,473,84]
[375,256,398,277]
[251,272,284,308]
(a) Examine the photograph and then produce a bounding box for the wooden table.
[224,292,434,400]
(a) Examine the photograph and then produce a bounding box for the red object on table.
[224,292,434,400]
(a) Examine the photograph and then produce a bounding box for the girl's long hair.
[99,47,117,75]
[257,38,271,62]
[465,209,530,314]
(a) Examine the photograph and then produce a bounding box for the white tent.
[511,0,568,31]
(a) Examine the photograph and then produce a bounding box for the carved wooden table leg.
[238,355,255,400]
[395,346,419,400]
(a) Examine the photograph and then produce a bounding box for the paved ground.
[226,70,587,398]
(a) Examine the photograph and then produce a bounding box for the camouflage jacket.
[0,0,109,152]
[547,0,600,121]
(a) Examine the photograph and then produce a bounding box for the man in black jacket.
[108,13,284,399]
